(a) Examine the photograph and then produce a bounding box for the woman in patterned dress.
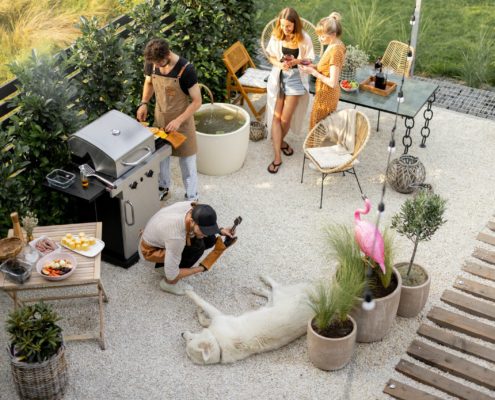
[300,12,346,129]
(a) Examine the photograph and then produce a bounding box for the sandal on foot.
[281,142,294,156]
[267,161,282,174]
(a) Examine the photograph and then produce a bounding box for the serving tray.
[359,76,397,96]
[60,237,105,258]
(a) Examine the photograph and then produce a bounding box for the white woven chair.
[382,40,415,77]
[301,110,371,208]
[260,18,323,62]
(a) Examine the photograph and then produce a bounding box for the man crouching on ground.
[140,201,237,295]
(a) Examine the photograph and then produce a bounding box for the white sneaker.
[159,279,192,295]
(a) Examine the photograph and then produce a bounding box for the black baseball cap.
[191,204,220,236]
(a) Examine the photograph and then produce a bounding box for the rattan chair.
[260,18,323,61]
[301,110,370,208]
[381,40,414,77]
[223,41,269,121]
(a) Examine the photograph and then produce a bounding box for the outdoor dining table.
[0,222,108,349]
[338,68,439,154]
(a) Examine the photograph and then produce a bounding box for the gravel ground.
[1,102,494,400]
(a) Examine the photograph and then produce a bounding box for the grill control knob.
[145,169,154,178]
[129,181,138,189]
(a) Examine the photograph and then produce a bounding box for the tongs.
[80,164,116,189]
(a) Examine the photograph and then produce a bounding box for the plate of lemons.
[60,232,105,258]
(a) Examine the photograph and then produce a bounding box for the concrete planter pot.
[307,316,357,371]
[195,103,250,176]
[350,268,402,343]
[396,262,430,318]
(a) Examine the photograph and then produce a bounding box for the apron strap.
[177,62,190,79]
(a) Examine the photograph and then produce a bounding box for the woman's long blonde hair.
[272,7,304,44]
[316,11,342,37]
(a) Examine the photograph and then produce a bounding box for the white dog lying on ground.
[182,276,313,364]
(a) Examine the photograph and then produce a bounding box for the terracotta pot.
[350,267,402,343]
[396,262,430,318]
[307,316,357,371]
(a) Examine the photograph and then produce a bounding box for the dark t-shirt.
[144,57,198,95]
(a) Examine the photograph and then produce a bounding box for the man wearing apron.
[137,38,202,201]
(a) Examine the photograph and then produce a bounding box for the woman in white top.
[265,7,314,173]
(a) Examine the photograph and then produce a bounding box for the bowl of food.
[36,251,77,281]
[340,79,359,92]
[29,236,60,256]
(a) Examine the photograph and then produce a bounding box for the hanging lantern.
[386,154,426,194]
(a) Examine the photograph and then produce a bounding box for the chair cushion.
[238,68,269,89]
[306,145,353,169]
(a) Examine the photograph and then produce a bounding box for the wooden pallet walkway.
[384,221,495,400]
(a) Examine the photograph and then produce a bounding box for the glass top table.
[312,68,439,153]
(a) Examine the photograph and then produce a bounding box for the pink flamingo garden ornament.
[354,197,386,274]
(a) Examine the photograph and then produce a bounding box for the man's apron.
[152,63,197,157]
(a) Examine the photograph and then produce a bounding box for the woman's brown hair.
[272,7,303,44]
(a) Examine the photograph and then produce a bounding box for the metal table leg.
[402,117,415,154]
[420,91,436,148]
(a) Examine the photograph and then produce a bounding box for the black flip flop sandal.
[281,143,294,156]
[267,161,282,174]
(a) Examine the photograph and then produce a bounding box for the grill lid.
[69,110,155,179]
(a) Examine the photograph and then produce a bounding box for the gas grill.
[65,110,172,267]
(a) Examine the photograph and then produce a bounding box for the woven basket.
[250,121,267,141]
[386,155,426,194]
[10,344,68,400]
[0,237,23,261]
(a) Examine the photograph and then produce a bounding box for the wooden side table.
[1,222,108,349]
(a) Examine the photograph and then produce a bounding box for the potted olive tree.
[307,262,365,370]
[391,190,447,317]
[326,223,400,343]
[6,302,68,400]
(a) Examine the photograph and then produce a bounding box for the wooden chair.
[260,18,323,61]
[301,110,370,208]
[381,40,415,77]
[222,41,269,121]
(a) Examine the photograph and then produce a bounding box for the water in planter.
[195,107,245,135]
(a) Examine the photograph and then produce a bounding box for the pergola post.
[410,0,422,76]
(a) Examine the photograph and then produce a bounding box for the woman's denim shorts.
[280,69,306,96]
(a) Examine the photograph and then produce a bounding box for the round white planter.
[195,103,250,176]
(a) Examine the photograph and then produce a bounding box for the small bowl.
[0,258,32,284]
[36,251,77,281]
[29,235,61,256]
[340,82,359,92]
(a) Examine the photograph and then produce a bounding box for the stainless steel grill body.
[68,110,172,264]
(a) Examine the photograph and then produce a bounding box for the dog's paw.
[197,307,212,327]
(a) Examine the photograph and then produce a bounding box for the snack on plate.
[61,233,96,251]
[340,79,359,91]
[35,238,58,255]
[41,258,74,277]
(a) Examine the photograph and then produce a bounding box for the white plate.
[60,237,105,258]
[36,250,77,281]
[29,235,61,256]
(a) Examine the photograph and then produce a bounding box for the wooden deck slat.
[417,324,495,363]
[427,306,495,343]
[454,276,495,302]
[395,359,495,400]
[407,340,495,390]
[441,289,495,321]
[477,232,495,246]
[473,248,495,265]
[463,261,495,281]
[383,379,444,400]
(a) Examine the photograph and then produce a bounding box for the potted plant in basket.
[340,44,369,82]
[327,215,400,343]
[6,302,69,400]
[307,262,365,371]
[391,190,447,317]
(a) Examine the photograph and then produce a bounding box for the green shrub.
[6,302,63,363]
[68,16,135,121]
[163,0,259,101]
[1,51,82,234]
